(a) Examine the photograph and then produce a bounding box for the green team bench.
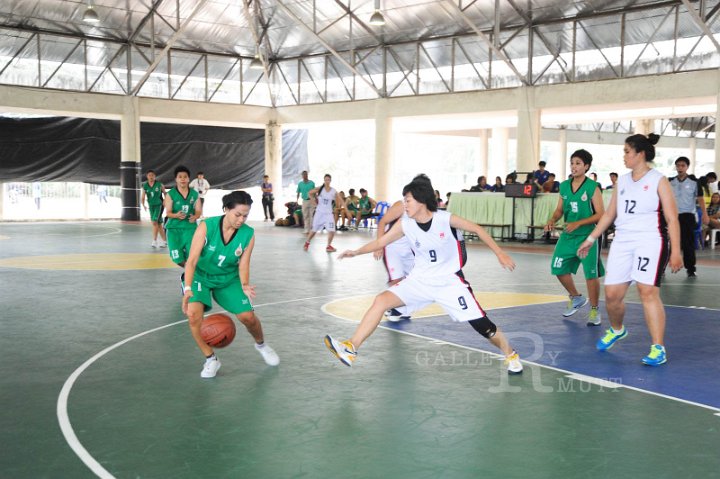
[463,223,511,241]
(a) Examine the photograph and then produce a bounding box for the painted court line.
[56,292,352,479]
[320,296,720,415]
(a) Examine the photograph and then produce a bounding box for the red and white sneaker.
[303,241,310,251]
[326,245,337,252]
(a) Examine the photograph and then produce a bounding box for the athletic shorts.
[551,233,605,280]
[384,238,415,282]
[149,204,163,223]
[312,211,336,232]
[388,273,485,322]
[166,228,196,265]
[188,272,253,314]
[604,234,669,287]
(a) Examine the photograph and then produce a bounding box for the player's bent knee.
[469,317,497,338]
[237,311,257,325]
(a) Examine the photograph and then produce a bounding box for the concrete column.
[634,119,653,135]
[82,183,89,219]
[491,127,509,178]
[478,129,489,178]
[715,89,720,172]
[264,121,283,203]
[120,96,141,221]
[375,114,393,201]
[688,136,697,175]
[516,87,541,174]
[558,127,567,180]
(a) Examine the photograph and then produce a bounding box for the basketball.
[200,313,236,348]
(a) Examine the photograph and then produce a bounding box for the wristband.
[183,285,192,293]
[585,235,596,243]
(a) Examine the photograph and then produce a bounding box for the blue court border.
[384,301,720,409]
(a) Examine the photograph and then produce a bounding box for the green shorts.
[167,228,196,265]
[551,233,605,280]
[188,272,254,314]
[149,204,163,223]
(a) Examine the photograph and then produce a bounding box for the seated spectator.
[590,172,602,190]
[606,172,618,189]
[491,176,504,192]
[505,174,516,186]
[707,192,720,232]
[276,201,303,227]
[704,172,718,196]
[335,190,348,230]
[469,176,491,192]
[344,188,360,225]
[352,188,377,228]
[436,190,446,209]
[533,161,550,185]
[542,173,560,193]
[445,192,452,208]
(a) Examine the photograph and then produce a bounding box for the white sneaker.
[151,240,158,248]
[158,240,167,248]
[255,343,280,366]
[201,356,221,378]
[505,351,523,374]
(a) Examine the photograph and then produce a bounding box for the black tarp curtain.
[0,116,308,188]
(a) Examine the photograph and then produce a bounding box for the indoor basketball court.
[1,221,718,478]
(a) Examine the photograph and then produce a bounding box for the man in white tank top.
[304,174,343,253]
[324,177,523,374]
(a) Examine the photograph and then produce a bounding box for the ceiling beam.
[129,0,209,96]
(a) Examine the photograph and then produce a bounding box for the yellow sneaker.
[505,351,523,374]
[324,335,357,367]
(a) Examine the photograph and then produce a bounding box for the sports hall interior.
[1,1,719,478]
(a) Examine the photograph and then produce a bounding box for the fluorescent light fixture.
[249,56,264,70]
[83,5,99,23]
[369,0,385,25]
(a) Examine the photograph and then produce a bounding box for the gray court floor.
[0,220,719,478]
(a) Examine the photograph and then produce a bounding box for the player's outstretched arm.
[545,195,564,231]
[339,220,404,260]
[658,177,683,273]
[239,235,257,298]
[449,214,515,271]
[182,222,208,314]
[577,188,618,258]
[373,200,404,259]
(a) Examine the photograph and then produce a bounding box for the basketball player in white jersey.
[578,133,682,366]
[374,175,436,321]
[325,177,523,374]
[304,174,343,252]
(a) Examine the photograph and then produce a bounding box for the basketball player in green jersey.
[182,191,279,378]
[164,165,202,267]
[545,149,606,325]
[141,169,167,248]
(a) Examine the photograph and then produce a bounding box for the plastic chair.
[365,201,390,228]
[694,206,705,250]
[710,229,720,250]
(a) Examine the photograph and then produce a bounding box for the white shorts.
[604,234,669,287]
[383,238,414,282]
[312,211,336,232]
[388,273,485,322]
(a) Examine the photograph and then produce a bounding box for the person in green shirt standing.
[296,170,316,234]
[164,165,202,267]
[545,149,606,325]
[141,169,167,248]
[182,190,279,378]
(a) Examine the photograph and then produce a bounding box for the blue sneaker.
[642,344,667,366]
[596,327,628,351]
[562,295,588,317]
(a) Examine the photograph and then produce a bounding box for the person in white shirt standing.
[304,174,343,253]
[189,172,210,208]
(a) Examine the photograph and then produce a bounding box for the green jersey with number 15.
[196,215,254,278]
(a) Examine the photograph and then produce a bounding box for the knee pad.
[469,316,497,338]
